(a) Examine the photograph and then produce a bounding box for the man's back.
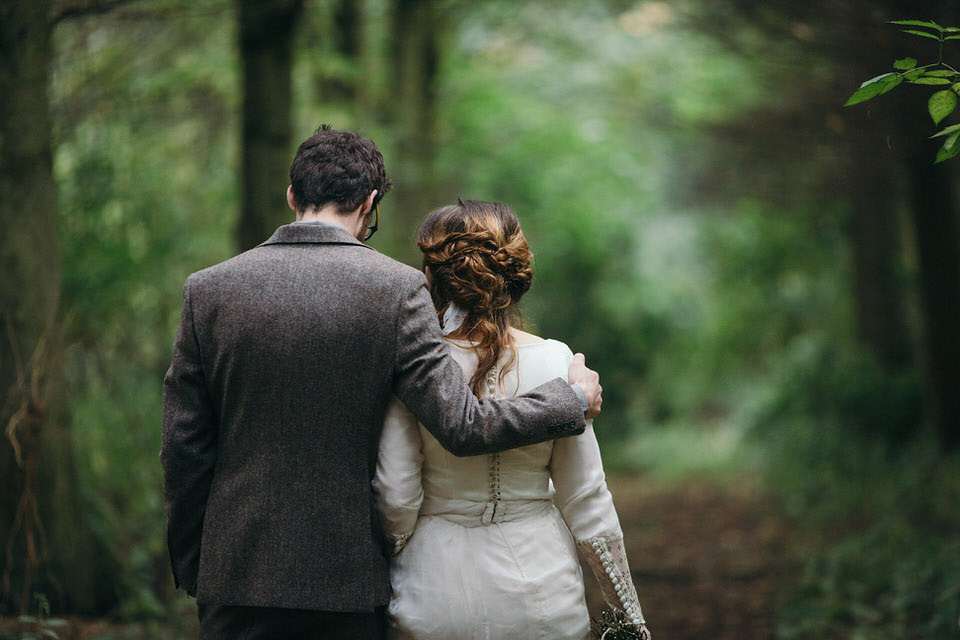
[164,223,425,610]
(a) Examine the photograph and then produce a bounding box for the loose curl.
[418,199,533,395]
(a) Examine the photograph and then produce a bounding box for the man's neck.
[296,203,362,238]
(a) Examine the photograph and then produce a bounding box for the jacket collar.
[259,223,375,250]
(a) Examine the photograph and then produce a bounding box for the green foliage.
[607,422,759,481]
[738,310,947,638]
[931,123,960,162]
[928,88,957,124]
[846,20,960,162]
[766,423,960,639]
[846,72,903,104]
[51,0,236,619]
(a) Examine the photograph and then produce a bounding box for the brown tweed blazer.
[161,223,585,612]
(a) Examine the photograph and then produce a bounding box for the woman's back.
[416,338,568,508]
[378,337,604,640]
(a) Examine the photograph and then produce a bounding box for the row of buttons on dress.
[482,368,502,525]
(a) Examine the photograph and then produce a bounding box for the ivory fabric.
[374,338,639,639]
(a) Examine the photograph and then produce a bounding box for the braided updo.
[418,199,533,395]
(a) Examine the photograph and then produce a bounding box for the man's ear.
[363,189,378,215]
[286,185,297,212]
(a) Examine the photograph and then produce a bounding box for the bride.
[374,199,650,640]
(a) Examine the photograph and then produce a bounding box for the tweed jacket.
[160,223,585,612]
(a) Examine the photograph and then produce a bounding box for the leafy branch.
[845,20,960,162]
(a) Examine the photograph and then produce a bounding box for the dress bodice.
[416,339,569,515]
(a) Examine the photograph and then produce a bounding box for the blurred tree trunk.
[386,0,444,265]
[236,0,303,252]
[900,138,960,449]
[333,0,360,57]
[330,0,362,104]
[889,2,960,449]
[844,139,911,370]
[830,16,915,384]
[0,0,111,614]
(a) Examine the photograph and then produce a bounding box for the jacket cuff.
[570,383,588,414]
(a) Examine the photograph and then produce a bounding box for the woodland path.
[1,475,799,639]
[584,476,800,640]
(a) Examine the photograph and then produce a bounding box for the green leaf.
[946,34,960,40]
[890,20,944,31]
[893,57,918,70]
[929,90,957,124]
[858,72,897,88]
[930,123,960,138]
[905,68,926,80]
[902,29,942,40]
[935,132,960,163]
[845,73,903,106]
[910,77,953,85]
[923,69,958,77]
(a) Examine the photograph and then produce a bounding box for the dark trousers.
[198,603,386,640]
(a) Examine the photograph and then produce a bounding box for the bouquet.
[591,609,649,640]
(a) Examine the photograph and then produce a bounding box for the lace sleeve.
[550,422,645,626]
[577,536,645,626]
[372,396,423,555]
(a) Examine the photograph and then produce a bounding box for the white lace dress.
[374,338,645,639]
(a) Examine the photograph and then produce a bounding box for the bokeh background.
[2,1,959,638]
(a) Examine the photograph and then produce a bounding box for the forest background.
[2,0,959,638]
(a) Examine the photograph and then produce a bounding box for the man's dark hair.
[289,125,392,214]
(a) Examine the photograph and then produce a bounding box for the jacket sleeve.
[372,396,423,555]
[160,277,219,597]
[551,421,646,626]
[392,276,585,457]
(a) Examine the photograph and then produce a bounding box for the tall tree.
[842,138,912,371]
[901,124,960,447]
[385,0,445,265]
[852,4,960,447]
[0,0,112,614]
[329,0,363,104]
[236,0,304,252]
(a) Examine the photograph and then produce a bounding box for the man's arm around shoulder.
[392,278,598,456]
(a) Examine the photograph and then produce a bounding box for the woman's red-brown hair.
[417,199,533,395]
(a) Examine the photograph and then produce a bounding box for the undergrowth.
[765,421,960,639]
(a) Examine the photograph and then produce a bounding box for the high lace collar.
[440,303,469,336]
